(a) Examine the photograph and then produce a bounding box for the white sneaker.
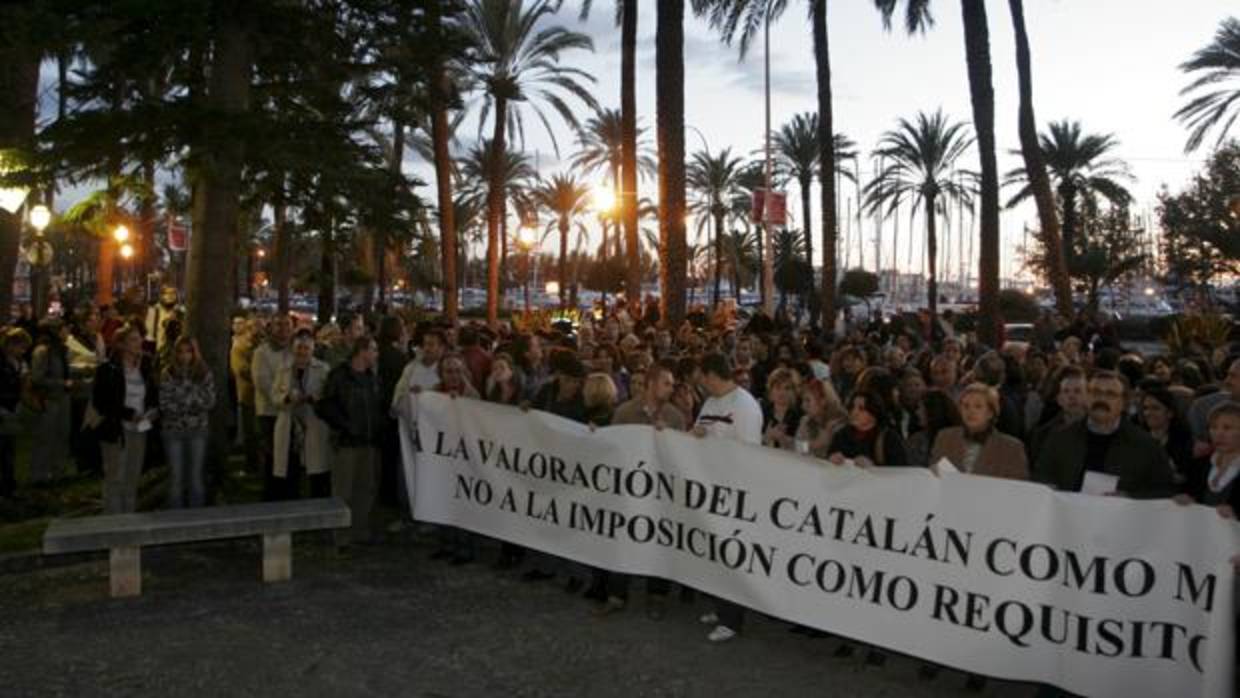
[699,612,719,625]
[707,625,737,643]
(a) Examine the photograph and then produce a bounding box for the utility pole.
[761,0,775,316]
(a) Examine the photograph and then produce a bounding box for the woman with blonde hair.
[93,324,159,513]
[931,383,1028,480]
[583,372,618,427]
[795,379,847,458]
[762,367,802,450]
[160,336,217,508]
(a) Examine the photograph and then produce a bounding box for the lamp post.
[113,224,132,291]
[761,0,775,317]
[27,204,51,319]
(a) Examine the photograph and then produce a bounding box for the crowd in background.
[2,290,1238,688]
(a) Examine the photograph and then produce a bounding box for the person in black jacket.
[827,388,910,468]
[93,324,159,514]
[315,334,385,549]
[0,328,31,498]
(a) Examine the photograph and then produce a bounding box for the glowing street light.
[28,204,50,234]
[257,248,267,258]
[119,243,134,259]
[113,224,130,244]
[545,281,560,297]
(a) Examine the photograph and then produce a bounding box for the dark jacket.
[92,357,159,444]
[1183,456,1240,511]
[315,363,384,448]
[376,343,408,409]
[0,358,21,413]
[827,425,910,466]
[1034,419,1176,499]
[534,379,587,423]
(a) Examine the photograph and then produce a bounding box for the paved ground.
[0,536,1040,698]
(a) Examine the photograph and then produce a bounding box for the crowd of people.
[1,289,1238,688]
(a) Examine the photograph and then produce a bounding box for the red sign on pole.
[167,215,188,252]
[766,191,787,227]
[750,190,787,227]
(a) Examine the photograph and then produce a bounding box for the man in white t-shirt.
[391,328,446,413]
[692,353,762,642]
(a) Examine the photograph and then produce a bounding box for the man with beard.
[1035,370,1174,498]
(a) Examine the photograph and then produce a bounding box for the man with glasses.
[1034,370,1175,498]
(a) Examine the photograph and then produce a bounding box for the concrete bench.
[42,498,351,598]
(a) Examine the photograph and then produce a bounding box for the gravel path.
[0,537,1039,698]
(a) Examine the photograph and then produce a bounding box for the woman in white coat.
[272,331,332,499]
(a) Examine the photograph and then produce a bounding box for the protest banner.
[400,393,1239,698]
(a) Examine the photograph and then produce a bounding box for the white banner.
[400,393,1239,698]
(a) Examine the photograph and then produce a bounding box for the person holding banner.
[603,363,686,618]
[826,389,910,469]
[692,353,762,643]
[931,383,1029,481]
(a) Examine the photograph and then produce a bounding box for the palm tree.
[771,113,856,280]
[864,109,975,317]
[457,139,538,290]
[428,1,462,322]
[722,228,761,299]
[1176,17,1240,153]
[579,1,643,301]
[687,147,746,307]
[691,0,842,330]
[530,173,591,306]
[1003,120,1133,267]
[1007,0,1071,319]
[657,0,688,325]
[571,108,657,263]
[463,0,598,325]
[875,0,1001,346]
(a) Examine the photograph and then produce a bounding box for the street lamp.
[29,205,50,234]
[26,204,53,319]
[113,224,130,244]
[119,243,134,260]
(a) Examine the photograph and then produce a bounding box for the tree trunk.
[187,1,252,467]
[431,57,457,324]
[961,0,1002,347]
[140,159,157,296]
[1060,181,1078,267]
[800,173,814,273]
[0,42,39,321]
[622,1,641,301]
[485,97,508,327]
[811,0,838,331]
[925,196,938,317]
[378,119,404,305]
[318,218,336,323]
[656,0,687,327]
[712,209,723,307]
[800,172,816,327]
[273,179,290,313]
[558,216,569,306]
[1009,0,1071,319]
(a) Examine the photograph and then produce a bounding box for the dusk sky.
[36,2,1236,285]
[440,0,1235,283]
